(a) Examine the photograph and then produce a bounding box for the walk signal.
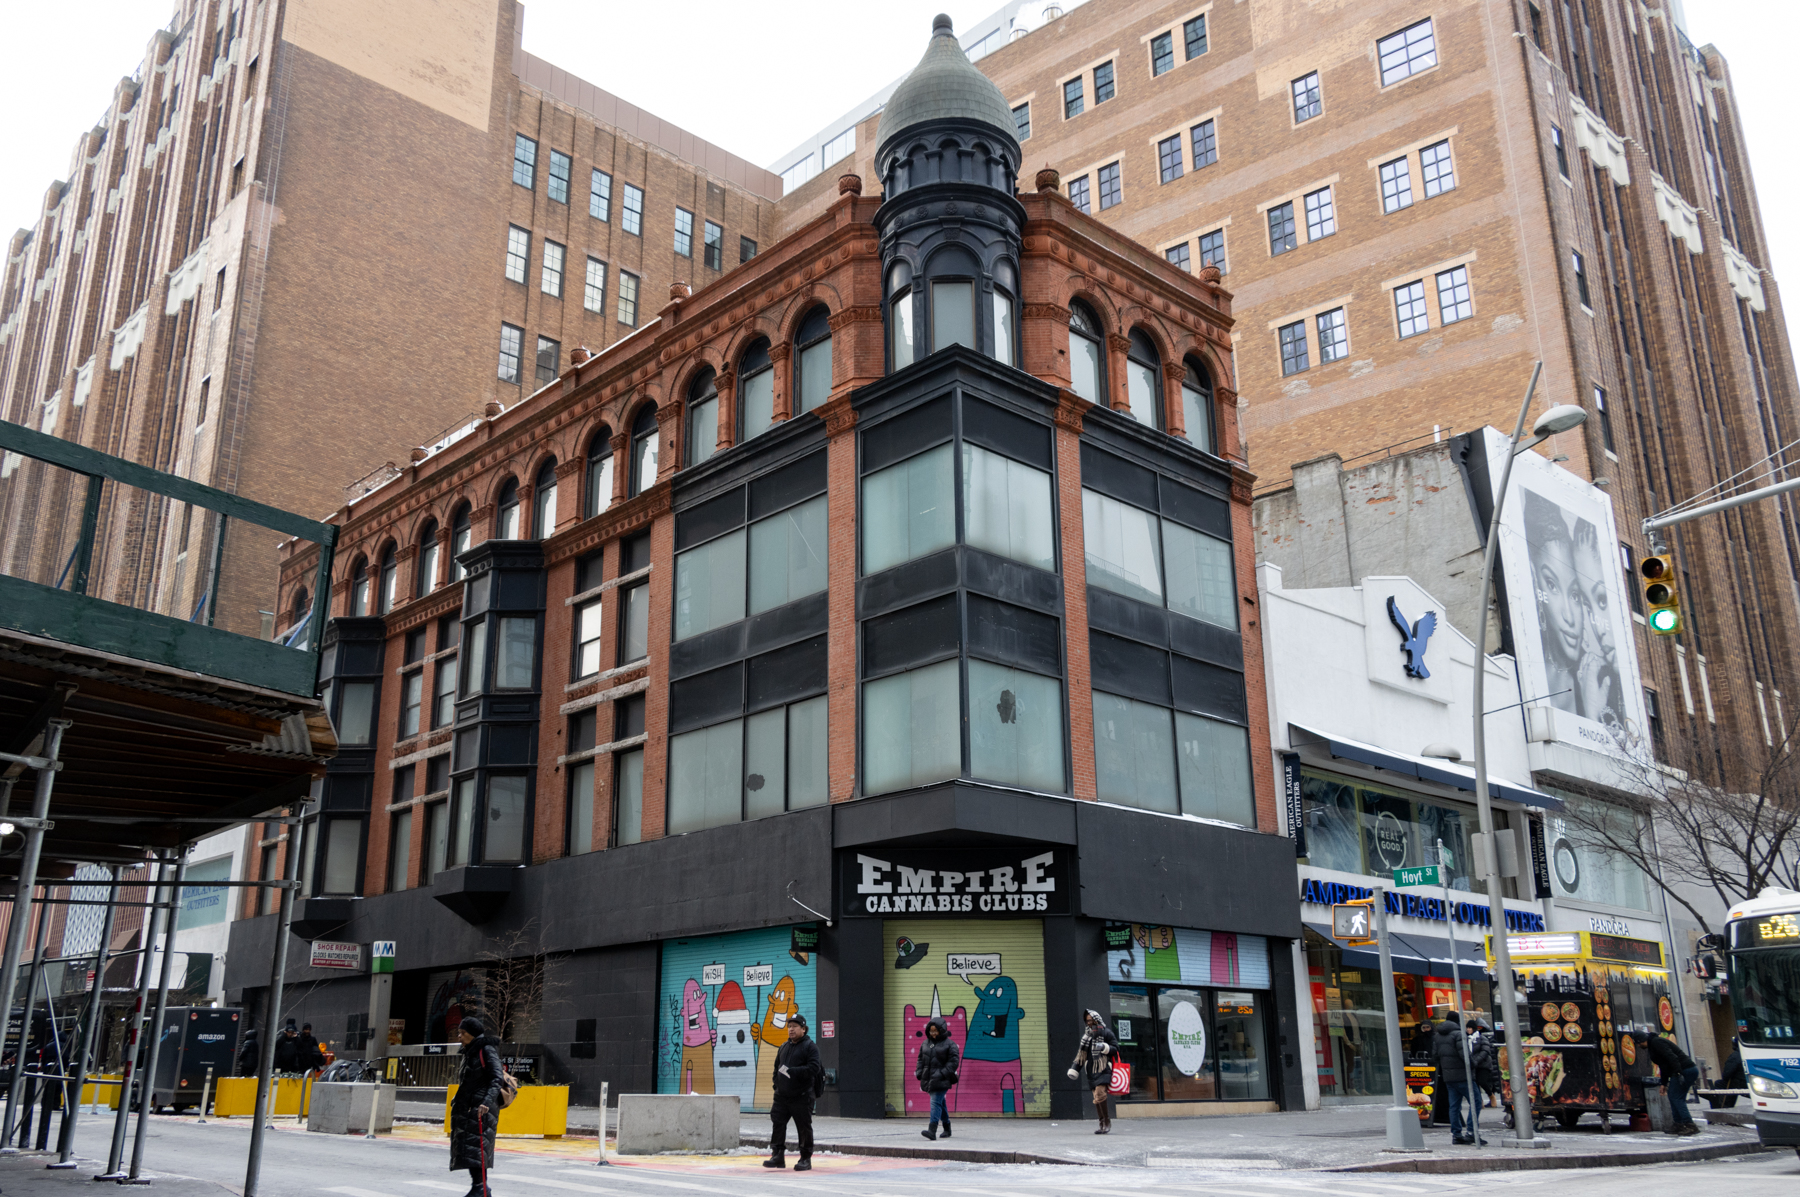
[1641,554,1681,635]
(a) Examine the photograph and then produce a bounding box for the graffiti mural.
[657,926,817,1112]
[884,918,1049,1117]
[1105,924,1272,988]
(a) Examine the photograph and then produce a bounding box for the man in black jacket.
[763,1014,822,1172]
[1636,1031,1701,1134]
[1431,1012,1478,1144]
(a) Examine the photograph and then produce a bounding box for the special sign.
[840,848,1069,917]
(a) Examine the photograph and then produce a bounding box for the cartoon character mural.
[678,979,713,1094]
[656,926,818,1112]
[1105,925,1271,988]
[884,918,1049,1116]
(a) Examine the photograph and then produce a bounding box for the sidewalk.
[392,1099,1772,1173]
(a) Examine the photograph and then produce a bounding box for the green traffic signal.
[1649,607,1680,633]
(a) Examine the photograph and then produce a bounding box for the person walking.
[1431,1010,1477,1144]
[448,1018,504,1197]
[1067,1010,1120,1135]
[1467,1018,1500,1108]
[272,1022,302,1074]
[296,1023,325,1073]
[915,1014,960,1141]
[762,1014,822,1172]
[1635,1031,1701,1135]
[235,1028,260,1078]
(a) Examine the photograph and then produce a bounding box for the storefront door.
[1107,983,1272,1102]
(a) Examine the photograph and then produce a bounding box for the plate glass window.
[548,150,570,203]
[1292,72,1321,122]
[932,282,974,353]
[505,225,529,283]
[1377,19,1437,86]
[862,444,955,575]
[618,581,649,664]
[963,443,1055,571]
[739,340,775,440]
[589,169,611,220]
[1394,281,1429,337]
[1380,158,1414,212]
[512,134,535,188]
[1278,321,1308,375]
[622,184,643,236]
[1316,307,1348,363]
[1151,32,1174,77]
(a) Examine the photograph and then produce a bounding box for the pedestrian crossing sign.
[1332,900,1377,945]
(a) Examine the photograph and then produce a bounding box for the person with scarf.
[1067,1009,1119,1134]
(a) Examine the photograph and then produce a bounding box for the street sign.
[371,940,396,974]
[1392,864,1443,888]
[1332,901,1377,944]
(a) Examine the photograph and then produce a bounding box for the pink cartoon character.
[902,988,968,1115]
[679,979,714,1093]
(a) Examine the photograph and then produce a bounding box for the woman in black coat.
[914,1016,960,1141]
[448,1018,504,1197]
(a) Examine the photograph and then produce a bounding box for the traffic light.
[1641,553,1681,635]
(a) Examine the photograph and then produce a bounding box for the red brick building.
[239,19,1301,1118]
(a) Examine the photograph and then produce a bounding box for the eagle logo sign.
[1386,596,1437,680]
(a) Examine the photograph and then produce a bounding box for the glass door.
[1214,990,1271,1100]
[1109,985,1160,1099]
[1156,987,1217,1100]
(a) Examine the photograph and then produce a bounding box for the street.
[1,1114,1795,1197]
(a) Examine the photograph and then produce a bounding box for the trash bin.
[1631,1076,1672,1132]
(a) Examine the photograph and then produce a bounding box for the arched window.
[629,405,659,497]
[416,520,440,597]
[1181,359,1215,453]
[286,587,311,649]
[291,586,309,626]
[532,459,558,538]
[450,503,472,580]
[888,261,914,372]
[350,558,370,617]
[738,340,773,442]
[991,260,1017,368]
[793,306,832,414]
[495,478,521,539]
[585,429,614,519]
[1069,302,1105,404]
[687,369,718,467]
[378,543,399,613]
[1126,329,1163,430]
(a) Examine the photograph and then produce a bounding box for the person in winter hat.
[1635,1031,1701,1135]
[1068,1010,1120,1134]
[448,1019,504,1197]
[762,1014,822,1171]
[1431,1011,1478,1144]
[915,1015,960,1141]
[1466,1019,1500,1108]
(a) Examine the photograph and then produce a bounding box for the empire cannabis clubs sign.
[839,848,1069,917]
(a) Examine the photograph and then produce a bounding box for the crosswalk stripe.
[326,1189,397,1197]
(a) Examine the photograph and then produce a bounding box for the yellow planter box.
[443,1085,568,1138]
[211,1076,310,1117]
[81,1074,123,1110]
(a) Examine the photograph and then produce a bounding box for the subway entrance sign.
[1393,864,1443,888]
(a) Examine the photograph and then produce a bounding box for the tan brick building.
[0,0,779,637]
[777,0,1800,797]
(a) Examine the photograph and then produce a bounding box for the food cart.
[1485,931,1674,1130]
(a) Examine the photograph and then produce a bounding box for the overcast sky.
[3,0,1794,350]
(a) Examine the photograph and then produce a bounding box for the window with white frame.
[781,155,817,194]
[1436,265,1473,324]
[584,257,607,314]
[541,240,564,297]
[1380,157,1414,212]
[1377,19,1437,86]
[822,125,855,168]
[1304,187,1336,240]
[1394,281,1430,337]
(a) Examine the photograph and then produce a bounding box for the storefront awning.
[1305,922,1487,975]
[1291,726,1564,812]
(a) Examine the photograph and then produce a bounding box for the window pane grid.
[498,323,522,382]
[1436,266,1472,324]
[1158,135,1183,184]
[1268,202,1296,255]
[541,240,564,296]
[512,134,535,188]
[548,150,570,203]
[505,225,529,284]
[1165,243,1191,272]
[1069,176,1090,214]
[1198,228,1226,273]
[1317,307,1348,363]
[1394,281,1429,337]
[1064,77,1084,119]
[703,221,723,270]
[1190,119,1217,168]
[1098,162,1122,210]
[584,258,607,313]
[1378,19,1437,86]
[536,337,559,383]
[622,184,643,235]
[673,208,693,257]
[1278,321,1309,375]
[1292,72,1321,122]
[618,271,639,326]
[1151,32,1174,76]
[1380,158,1414,212]
[1420,140,1456,196]
[1304,187,1335,240]
[589,169,611,220]
[1184,14,1208,59]
[1013,102,1031,141]
[1094,61,1115,103]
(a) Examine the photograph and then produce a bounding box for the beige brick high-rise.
[0,0,779,635]
[778,0,1800,793]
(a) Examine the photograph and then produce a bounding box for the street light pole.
[1470,361,1584,1147]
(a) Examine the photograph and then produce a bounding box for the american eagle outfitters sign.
[839,848,1069,917]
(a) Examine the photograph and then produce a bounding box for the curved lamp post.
[1471,361,1585,1144]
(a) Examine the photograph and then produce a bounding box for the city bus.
[1725,887,1800,1153]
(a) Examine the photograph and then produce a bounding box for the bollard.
[198,1067,214,1125]
[596,1082,609,1166]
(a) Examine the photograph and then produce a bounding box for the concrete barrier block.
[615,1094,741,1154]
[307,1083,396,1134]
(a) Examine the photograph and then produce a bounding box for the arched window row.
[683,305,835,469]
[1068,301,1218,454]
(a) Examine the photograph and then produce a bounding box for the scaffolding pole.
[0,718,69,1152]
[54,864,120,1166]
[126,850,186,1183]
[1,884,52,1149]
[244,806,309,1197]
[100,855,169,1181]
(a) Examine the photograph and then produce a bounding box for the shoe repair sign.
[839,848,1069,917]
[308,940,363,971]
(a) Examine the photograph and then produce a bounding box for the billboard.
[1483,428,1647,756]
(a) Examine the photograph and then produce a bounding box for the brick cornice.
[819,393,858,438]
[543,483,671,566]
[1022,303,1066,320]
[1053,390,1092,433]
[1230,464,1256,505]
[827,305,882,332]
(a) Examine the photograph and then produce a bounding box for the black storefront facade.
[225,783,1301,1118]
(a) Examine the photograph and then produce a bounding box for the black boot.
[922,1123,938,1140]
[763,1153,786,1169]
[940,1116,952,1138]
[794,1158,812,1171]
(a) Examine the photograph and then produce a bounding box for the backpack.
[812,1061,826,1100]
[497,1066,519,1109]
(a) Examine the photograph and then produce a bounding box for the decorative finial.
[669,281,691,301]
[933,13,954,35]
[838,173,863,196]
[1035,166,1060,193]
